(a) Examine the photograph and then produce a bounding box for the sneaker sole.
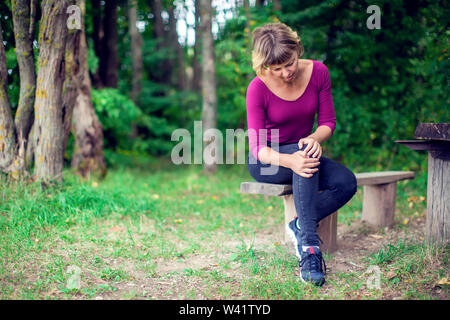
[285,223,301,260]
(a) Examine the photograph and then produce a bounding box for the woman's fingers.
[312,147,321,159]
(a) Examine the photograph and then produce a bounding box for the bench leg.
[362,183,396,228]
[317,212,338,253]
[282,195,338,253]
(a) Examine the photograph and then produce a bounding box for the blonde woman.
[246,23,357,286]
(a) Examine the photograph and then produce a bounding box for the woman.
[246,23,357,287]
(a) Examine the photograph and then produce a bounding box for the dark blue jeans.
[247,142,357,247]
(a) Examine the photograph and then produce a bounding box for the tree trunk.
[91,0,103,88]
[71,7,106,180]
[33,0,71,183]
[192,0,201,91]
[272,0,282,12]
[129,0,143,103]
[0,22,17,176]
[29,0,38,39]
[168,3,185,90]
[62,0,83,152]
[149,0,170,84]
[11,0,37,177]
[199,0,218,174]
[99,0,118,88]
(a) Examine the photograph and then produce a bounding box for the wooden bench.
[240,171,415,253]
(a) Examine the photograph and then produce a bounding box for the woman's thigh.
[317,156,357,192]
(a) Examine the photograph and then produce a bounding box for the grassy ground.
[0,156,448,300]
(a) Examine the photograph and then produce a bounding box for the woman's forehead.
[268,55,297,69]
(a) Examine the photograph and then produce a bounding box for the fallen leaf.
[174,219,183,224]
[386,271,397,279]
[211,195,219,200]
[408,202,414,208]
[92,182,98,187]
[407,196,418,203]
[436,278,450,286]
[369,234,383,239]
[196,200,204,204]
[403,218,409,225]
[151,194,160,199]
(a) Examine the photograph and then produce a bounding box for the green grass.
[0,156,447,300]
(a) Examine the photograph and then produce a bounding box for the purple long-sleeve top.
[246,59,336,161]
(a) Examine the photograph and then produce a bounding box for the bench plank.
[355,171,415,186]
[240,171,415,197]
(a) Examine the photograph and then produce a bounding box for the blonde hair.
[251,23,304,76]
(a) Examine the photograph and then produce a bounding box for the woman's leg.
[316,157,357,222]
[247,143,320,247]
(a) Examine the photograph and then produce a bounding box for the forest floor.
[1,160,448,300]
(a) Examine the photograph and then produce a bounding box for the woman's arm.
[258,146,321,178]
[306,125,332,144]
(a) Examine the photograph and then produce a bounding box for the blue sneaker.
[286,217,302,259]
[299,246,326,287]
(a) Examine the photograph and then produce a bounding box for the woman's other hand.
[298,137,322,159]
[288,151,320,178]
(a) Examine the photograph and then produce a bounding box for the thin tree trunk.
[199,0,218,173]
[33,0,71,183]
[29,0,38,39]
[0,22,17,176]
[193,0,201,91]
[168,3,185,90]
[91,0,103,88]
[272,0,281,12]
[11,0,37,176]
[71,4,106,180]
[149,0,170,84]
[100,0,118,88]
[129,0,143,103]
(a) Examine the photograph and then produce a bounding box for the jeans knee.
[347,172,358,197]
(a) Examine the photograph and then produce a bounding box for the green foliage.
[214,0,448,171]
[91,88,141,150]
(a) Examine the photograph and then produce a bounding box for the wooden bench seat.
[240,171,414,253]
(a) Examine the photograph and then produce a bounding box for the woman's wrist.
[279,153,293,169]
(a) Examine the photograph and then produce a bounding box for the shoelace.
[300,251,327,276]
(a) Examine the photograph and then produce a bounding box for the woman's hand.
[298,137,322,159]
[288,151,320,178]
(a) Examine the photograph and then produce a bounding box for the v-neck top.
[246,59,336,160]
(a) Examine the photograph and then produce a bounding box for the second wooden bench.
[240,171,415,253]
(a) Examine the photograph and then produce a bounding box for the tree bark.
[199,0,218,174]
[71,4,106,180]
[99,0,118,88]
[129,0,143,103]
[0,21,17,176]
[149,0,170,84]
[91,0,103,88]
[192,0,201,91]
[33,0,72,183]
[11,0,37,176]
[62,0,83,152]
[168,3,185,90]
[272,0,282,12]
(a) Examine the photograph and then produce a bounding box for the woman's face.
[268,54,299,83]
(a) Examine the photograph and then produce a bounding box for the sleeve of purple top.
[246,80,267,161]
[317,63,336,134]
